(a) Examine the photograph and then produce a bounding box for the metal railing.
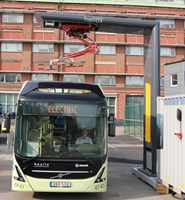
[124,104,144,139]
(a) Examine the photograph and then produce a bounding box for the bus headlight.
[94,167,105,183]
[14,165,25,182]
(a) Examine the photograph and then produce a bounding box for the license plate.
[50,181,71,187]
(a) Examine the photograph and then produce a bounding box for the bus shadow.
[33,192,105,199]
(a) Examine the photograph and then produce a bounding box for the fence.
[124,103,144,139]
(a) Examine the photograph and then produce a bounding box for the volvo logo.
[50,172,72,179]
[58,173,63,178]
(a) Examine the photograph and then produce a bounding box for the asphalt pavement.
[0,127,177,200]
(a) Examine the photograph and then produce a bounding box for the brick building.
[0,0,185,124]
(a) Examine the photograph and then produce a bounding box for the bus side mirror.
[108,114,115,137]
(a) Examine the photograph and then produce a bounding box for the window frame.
[170,73,178,87]
[125,76,144,86]
[63,74,85,83]
[160,47,176,57]
[32,74,53,81]
[126,46,144,56]
[0,93,18,113]
[64,44,85,54]
[32,43,54,53]
[95,75,116,86]
[0,73,21,83]
[2,13,24,23]
[105,94,117,117]
[156,19,175,29]
[1,42,23,52]
[98,45,116,55]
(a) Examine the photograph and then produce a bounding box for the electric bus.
[12,81,115,193]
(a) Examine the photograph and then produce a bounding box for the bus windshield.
[14,101,107,159]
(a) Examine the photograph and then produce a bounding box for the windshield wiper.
[23,154,40,164]
[22,155,40,171]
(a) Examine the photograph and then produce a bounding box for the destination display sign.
[48,105,77,114]
[21,102,103,116]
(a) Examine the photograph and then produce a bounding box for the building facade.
[0,0,185,124]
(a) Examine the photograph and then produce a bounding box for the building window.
[98,45,116,55]
[63,75,85,83]
[161,47,176,57]
[0,73,21,83]
[0,93,18,114]
[2,13,24,23]
[126,95,144,105]
[171,73,178,86]
[125,76,144,86]
[105,95,116,117]
[32,74,53,81]
[1,43,22,52]
[64,44,85,53]
[32,43,54,53]
[95,76,116,86]
[156,19,175,29]
[126,46,144,56]
[125,95,144,122]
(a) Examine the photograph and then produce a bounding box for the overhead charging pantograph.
[49,23,99,68]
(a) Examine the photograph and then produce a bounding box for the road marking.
[109,144,143,147]
[108,144,119,151]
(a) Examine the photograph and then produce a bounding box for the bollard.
[2,116,11,133]
[108,114,115,137]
